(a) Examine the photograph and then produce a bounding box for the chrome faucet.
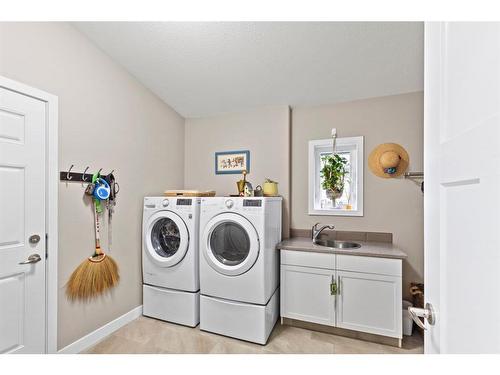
[312,222,335,243]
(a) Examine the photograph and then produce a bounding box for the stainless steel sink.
[314,239,361,249]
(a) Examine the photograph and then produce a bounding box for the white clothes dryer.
[199,197,282,344]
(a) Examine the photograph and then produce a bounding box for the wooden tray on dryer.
[164,190,216,197]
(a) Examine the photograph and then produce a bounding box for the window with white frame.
[308,136,364,216]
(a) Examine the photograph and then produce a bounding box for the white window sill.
[308,208,364,217]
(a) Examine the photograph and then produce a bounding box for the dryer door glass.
[151,217,180,257]
[210,222,250,266]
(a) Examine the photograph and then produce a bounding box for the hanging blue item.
[93,178,111,201]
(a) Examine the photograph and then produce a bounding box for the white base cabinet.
[280,251,402,339]
[281,265,335,326]
[336,271,401,338]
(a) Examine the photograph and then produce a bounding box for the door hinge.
[45,233,48,259]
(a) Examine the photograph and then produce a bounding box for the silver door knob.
[19,254,42,265]
[29,234,41,244]
[408,303,436,330]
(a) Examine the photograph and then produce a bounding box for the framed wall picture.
[215,150,250,174]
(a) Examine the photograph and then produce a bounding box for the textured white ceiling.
[74,22,423,118]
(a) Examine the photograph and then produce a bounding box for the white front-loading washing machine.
[142,196,200,327]
[199,197,282,344]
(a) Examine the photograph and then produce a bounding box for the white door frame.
[0,75,58,354]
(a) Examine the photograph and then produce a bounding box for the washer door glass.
[151,217,180,258]
[210,222,250,266]
[145,211,189,268]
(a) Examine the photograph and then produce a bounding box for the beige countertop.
[277,237,407,259]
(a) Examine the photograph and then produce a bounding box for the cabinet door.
[281,265,335,326]
[336,271,402,338]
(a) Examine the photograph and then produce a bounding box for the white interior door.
[424,22,500,353]
[0,85,46,353]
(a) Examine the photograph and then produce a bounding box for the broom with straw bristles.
[66,198,119,301]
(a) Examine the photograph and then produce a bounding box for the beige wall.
[291,92,424,297]
[0,23,185,349]
[184,107,291,237]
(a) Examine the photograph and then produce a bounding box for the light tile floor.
[84,316,423,354]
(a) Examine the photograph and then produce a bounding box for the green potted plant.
[320,154,348,202]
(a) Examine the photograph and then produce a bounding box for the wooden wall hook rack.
[60,165,113,183]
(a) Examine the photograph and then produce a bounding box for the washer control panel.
[243,199,262,207]
[220,198,264,211]
[144,197,200,212]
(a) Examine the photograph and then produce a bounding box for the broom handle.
[93,199,102,254]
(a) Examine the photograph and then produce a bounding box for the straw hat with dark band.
[368,143,409,178]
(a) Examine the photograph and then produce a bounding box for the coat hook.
[109,169,114,176]
[82,166,89,182]
[67,164,74,180]
[98,168,103,176]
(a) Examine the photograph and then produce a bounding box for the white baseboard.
[58,305,143,354]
